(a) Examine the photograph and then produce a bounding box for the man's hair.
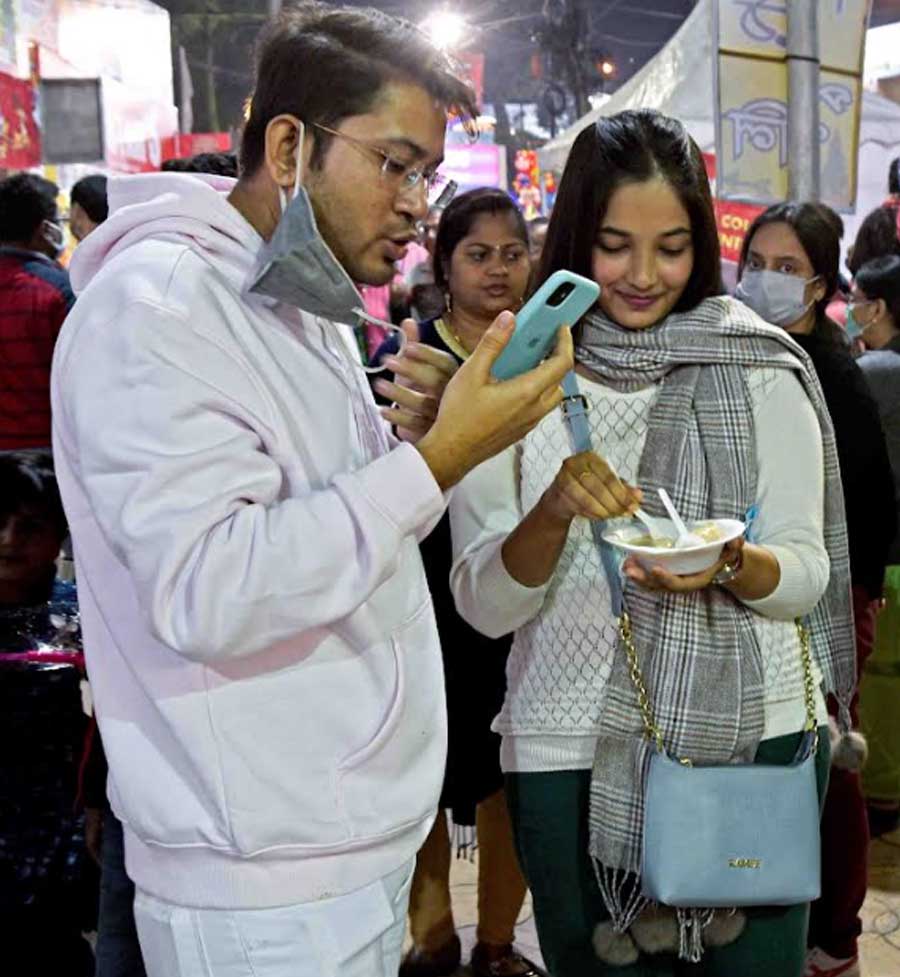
[889,156,900,196]
[848,202,900,275]
[0,450,67,538]
[161,152,239,177]
[239,3,477,176]
[0,173,59,244]
[856,254,900,329]
[70,174,108,225]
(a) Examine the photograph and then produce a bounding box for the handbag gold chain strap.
[618,613,819,761]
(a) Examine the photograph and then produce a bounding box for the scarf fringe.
[676,908,716,963]
[594,862,648,932]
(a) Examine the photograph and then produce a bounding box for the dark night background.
[157,0,900,146]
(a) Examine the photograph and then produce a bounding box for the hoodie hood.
[69,172,264,296]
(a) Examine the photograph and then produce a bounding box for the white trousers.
[133,860,414,977]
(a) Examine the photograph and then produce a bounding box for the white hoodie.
[51,173,448,909]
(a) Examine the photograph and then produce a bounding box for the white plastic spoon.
[656,488,704,549]
[633,508,668,542]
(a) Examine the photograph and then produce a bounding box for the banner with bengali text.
[714,0,870,210]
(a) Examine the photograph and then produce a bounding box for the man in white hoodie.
[50,5,572,976]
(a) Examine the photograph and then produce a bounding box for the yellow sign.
[715,0,871,208]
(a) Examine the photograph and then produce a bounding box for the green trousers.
[505,730,830,977]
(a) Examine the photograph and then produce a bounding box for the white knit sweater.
[450,367,829,774]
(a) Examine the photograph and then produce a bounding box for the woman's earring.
[444,291,452,314]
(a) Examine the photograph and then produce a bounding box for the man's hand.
[374,320,459,443]
[416,310,574,490]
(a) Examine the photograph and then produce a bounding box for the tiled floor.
[861,826,900,976]
[415,822,900,975]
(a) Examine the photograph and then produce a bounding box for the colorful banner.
[717,0,869,72]
[715,197,765,263]
[714,0,871,210]
[0,69,41,169]
[164,131,231,160]
[441,142,505,193]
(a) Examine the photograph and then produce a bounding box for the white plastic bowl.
[602,518,746,576]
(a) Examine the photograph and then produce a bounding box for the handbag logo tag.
[728,858,762,869]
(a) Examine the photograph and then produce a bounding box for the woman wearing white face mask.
[737,203,896,977]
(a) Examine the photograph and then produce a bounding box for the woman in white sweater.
[449,111,855,977]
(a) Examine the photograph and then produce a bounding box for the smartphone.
[491,270,600,381]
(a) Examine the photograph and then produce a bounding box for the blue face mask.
[846,302,876,341]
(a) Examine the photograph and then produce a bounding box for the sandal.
[399,934,462,977]
[470,942,547,977]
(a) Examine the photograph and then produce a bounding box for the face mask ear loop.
[352,309,409,374]
[293,120,305,201]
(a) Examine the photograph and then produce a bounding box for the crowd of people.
[2,4,900,977]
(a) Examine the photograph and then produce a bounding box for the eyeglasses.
[313,123,455,205]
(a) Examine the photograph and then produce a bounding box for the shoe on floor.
[804,947,860,977]
[398,934,462,977]
[867,801,900,838]
[470,942,547,977]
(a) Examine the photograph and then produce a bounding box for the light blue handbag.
[561,371,822,908]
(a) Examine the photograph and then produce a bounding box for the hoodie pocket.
[337,599,447,840]
[208,632,409,854]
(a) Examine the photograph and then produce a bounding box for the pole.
[268,0,281,19]
[787,0,820,201]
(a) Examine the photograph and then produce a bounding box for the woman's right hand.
[539,451,642,524]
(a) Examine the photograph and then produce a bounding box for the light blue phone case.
[491,270,600,381]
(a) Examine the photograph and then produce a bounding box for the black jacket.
[793,328,896,600]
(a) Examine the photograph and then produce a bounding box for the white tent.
[538,0,900,251]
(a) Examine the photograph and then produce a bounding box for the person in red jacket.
[0,173,75,450]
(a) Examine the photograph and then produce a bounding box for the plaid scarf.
[578,296,855,933]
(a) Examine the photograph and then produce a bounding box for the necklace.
[434,316,471,361]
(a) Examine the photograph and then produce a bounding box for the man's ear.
[264,115,311,190]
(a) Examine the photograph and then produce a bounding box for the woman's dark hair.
[739,201,843,339]
[70,174,108,225]
[536,109,722,314]
[856,254,900,329]
[848,202,900,275]
[0,173,58,244]
[432,188,528,293]
[240,3,477,176]
[0,450,67,538]
[889,157,900,196]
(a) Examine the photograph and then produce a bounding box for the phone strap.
[561,371,625,616]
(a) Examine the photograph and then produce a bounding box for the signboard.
[163,131,231,161]
[441,142,506,193]
[0,69,41,169]
[41,78,103,163]
[716,198,765,263]
[714,0,871,210]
